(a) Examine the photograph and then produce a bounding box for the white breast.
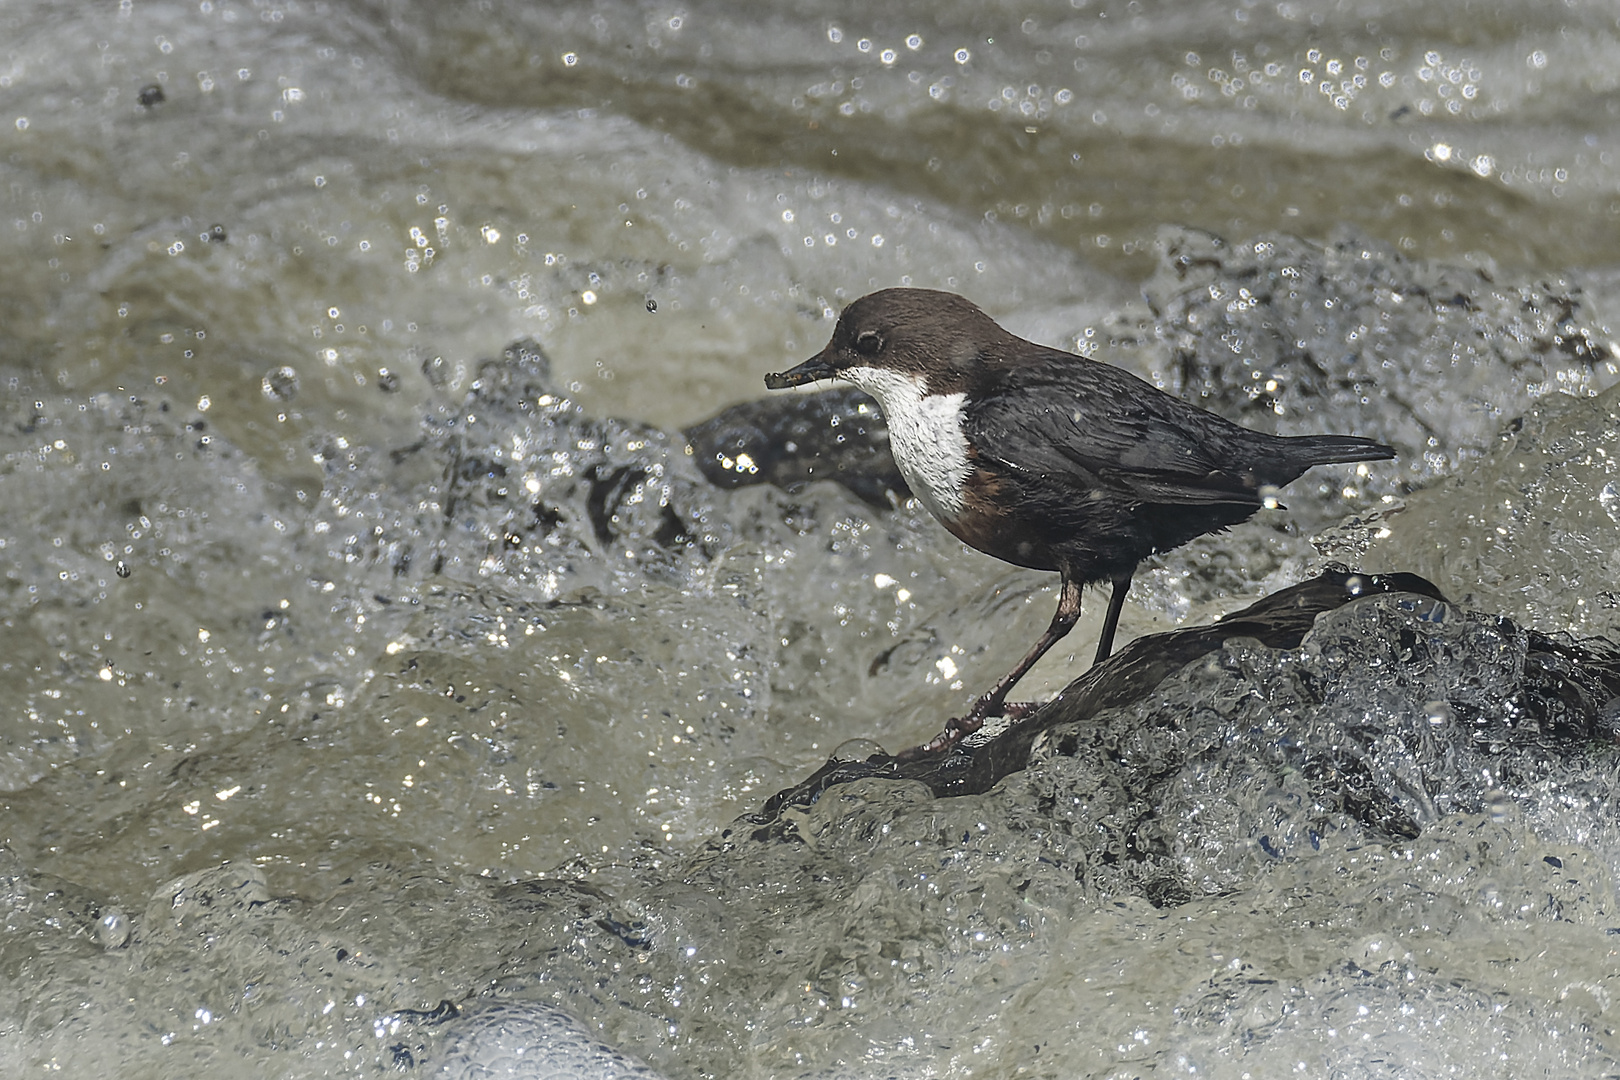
[843,365,971,521]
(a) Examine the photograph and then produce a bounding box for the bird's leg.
[1092,570,1134,664]
[906,576,1082,757]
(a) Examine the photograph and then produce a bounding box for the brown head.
[764,288,1020,396]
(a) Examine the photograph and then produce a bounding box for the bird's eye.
[854,329,883,356]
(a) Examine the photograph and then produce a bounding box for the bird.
[765,288,1395,755]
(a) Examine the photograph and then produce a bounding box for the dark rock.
[753,568,1620,858]
[683,386,908,509]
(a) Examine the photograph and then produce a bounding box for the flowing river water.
[4,1,1620,1076]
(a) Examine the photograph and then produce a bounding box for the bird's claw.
[902,698,1042,759]
[900,715,980,760]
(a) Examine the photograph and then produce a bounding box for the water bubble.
[645,298,657,313]
[98,908,130,948]
[831,738,886,763]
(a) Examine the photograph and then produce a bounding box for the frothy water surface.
[4,1,1620,1077]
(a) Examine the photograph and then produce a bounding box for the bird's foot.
[900,713,983,760]
[901,697,1043,760]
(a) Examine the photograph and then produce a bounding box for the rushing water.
[4,1,1620,1077]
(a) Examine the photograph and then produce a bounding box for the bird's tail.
[1282,433,1396,465]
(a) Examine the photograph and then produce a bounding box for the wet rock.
[1095,227,1620,533]
[755,568,1620,885]
[682,386,908,509]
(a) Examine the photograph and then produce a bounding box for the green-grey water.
[4,1,1620,1076]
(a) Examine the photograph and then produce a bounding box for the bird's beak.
[764,349,836,390]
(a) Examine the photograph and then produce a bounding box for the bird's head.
[765,288,1011,398]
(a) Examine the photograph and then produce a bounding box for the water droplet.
[262,365,299,401]
[98,908,130,949]
[1599,480,1620,523]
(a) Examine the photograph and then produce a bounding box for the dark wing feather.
[964,355,1266,507]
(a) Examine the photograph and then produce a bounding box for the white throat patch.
[843,365,971,520]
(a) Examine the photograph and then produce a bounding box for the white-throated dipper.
[765,288,1396,755]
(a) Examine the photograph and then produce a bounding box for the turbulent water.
[4,1,1620,1077]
